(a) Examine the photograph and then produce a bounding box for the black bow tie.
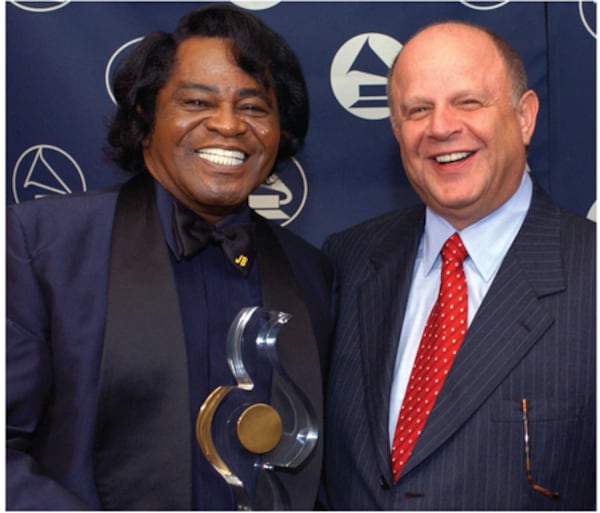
[172,202,255,276]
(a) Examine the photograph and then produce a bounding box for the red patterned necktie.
[390,232,468,482]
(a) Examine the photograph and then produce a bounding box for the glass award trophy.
[196,306,318,510]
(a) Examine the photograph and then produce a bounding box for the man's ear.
[516,89,539,146]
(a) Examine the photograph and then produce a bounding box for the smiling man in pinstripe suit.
[323,21,595,510]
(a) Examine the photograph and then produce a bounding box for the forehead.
[173,37,237,75]
[169,36,264,89]
[394,25,507,94]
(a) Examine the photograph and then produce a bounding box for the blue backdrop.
[6,1,596,247]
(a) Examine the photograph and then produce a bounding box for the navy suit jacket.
[6,174,335,510]
[322,183,595,510]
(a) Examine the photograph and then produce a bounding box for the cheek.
[256,124,275,138]
[396,124,422,151]
[155,108,204,142]
[259,124,280,148]
[248,114,281,149]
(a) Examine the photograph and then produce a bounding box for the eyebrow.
[175,81,274,107]
[402,96,431,107]
[401,90,491,108]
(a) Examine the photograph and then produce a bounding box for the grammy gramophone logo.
[12,144,87,204]
[249,157,308,227]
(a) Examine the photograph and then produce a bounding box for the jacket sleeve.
[6,206,92,510]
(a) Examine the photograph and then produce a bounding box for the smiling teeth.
[436,151,471,164]
[196,148,245,166]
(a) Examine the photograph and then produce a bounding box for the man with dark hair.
[7,5,334,510]
[323,21,595,509]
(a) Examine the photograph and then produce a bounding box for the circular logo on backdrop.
[230,1,281,10]
[12,145,87,203]
[105,37,145,105]
[459,1,509,10]
[9,0,71,12]
[579,0,596,38]
[249,157,307,226]
[330,33,402,120]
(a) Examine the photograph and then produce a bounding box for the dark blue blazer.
[322,183,595,510]
[6,174,335,510]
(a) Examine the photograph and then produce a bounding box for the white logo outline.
[9,0,71,13]
[230,1,281,10]
[579,0,596,38]
[105,37,145,105]
[459,1,509,11]
[12,144,87,203]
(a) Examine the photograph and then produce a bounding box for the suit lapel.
[94,173,192,509]
[401,185,565,478]
[358,208,425,483]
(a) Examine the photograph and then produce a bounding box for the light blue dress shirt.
[388,171,533,446]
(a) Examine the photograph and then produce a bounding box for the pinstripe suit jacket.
[322,183,595,510]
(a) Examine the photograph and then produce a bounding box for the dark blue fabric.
[322,183,596,510]
[155,184,268,509]
[6,176,334,509]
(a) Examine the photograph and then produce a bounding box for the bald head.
[389,22,528,109]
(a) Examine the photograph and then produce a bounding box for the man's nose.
[205,105,247,136]
[427,105,461,140]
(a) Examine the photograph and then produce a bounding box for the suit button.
[379,475,390,490]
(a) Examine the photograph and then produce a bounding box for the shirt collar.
[423,170,533,282]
